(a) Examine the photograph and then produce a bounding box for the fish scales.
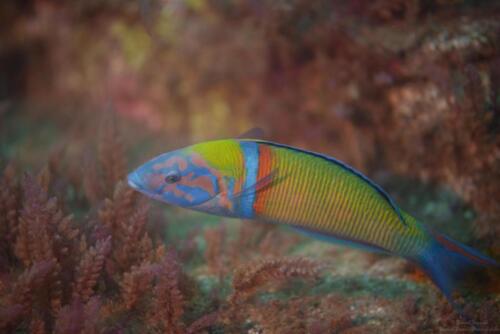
[244,141,422,255]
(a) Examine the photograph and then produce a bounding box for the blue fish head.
[127,149,220,208]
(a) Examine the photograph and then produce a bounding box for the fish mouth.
[126,171,171,203]
[127,172,143,191]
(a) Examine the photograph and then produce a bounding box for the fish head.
[127,147,221,208]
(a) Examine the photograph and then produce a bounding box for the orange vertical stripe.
[253,144,273,214]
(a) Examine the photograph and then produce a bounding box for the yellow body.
[191,139,430,257]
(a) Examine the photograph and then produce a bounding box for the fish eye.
[164,171,181,184]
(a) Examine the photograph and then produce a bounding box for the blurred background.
[2,0,500,243]
[1,0,500,333]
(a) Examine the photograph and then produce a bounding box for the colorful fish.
[128,135,498,313]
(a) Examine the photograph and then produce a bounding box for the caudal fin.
[419,231,498,301]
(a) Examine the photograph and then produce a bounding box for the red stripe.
[253,144,273,214]
[435,234,491,266]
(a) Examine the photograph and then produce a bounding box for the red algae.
[1,1,500,333]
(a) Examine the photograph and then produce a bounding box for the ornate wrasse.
[128,138,498,306]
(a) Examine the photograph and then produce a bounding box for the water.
[1,1,499,333]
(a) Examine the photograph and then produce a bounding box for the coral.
[29,314,46,334]
[14,175,79,269]
[0,114,499,333]
[96,181,158,274]
[186,311,220,334]
[82,297,102,334]
[2,2,500,329]
[36,164,51,193]
[247,298,309,334]
[246,295,356,334]
[12,260,56,315]
[0,304,23,332]
[219,256,326,332]
[0,163,20,257]
[53,297,102,334]
[54,299,85,334]
[119,261,157,310]
[204,224,227,276]
[114,201,150,270]
[98,181,137,236]
[72,237,111,302]
[81,112,128,204]
[0,135,182,333]
[147,249,186,334]
[229,257,324,304]
[13,174,84,314]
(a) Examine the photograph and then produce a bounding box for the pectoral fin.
[231,169,285,218]
[232,169,283,200]
[233,170,275,197]
[193,170,283,217]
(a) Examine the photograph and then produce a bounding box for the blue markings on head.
[128,150,220,208]
[176,184,212,204]
[238,142,259,218]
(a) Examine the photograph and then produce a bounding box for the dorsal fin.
[246,139,408,228]
[237,127,266,140]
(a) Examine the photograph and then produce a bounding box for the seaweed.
[2,119,498,332]
[0,119,333,333]
[1,1,500,332]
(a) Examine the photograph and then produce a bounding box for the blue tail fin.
[419,231,498,301]
[418,231,498,329]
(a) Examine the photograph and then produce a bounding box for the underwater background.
[0,0,499,333]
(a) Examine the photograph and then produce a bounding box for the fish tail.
[418,230,498,297]
[416,229,498,329]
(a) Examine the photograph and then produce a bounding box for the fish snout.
[127,171,143,190]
